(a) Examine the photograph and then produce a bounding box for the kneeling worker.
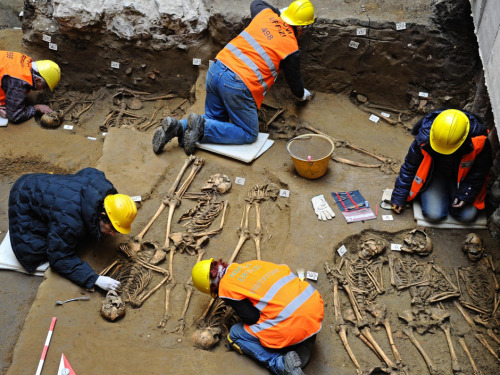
[8,168,137,291]
[1,50,60,124]
[192,258,324,375]
[153,0,316,155]
[391,109,492,222]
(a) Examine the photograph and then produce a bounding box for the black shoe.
[183,113,205,155]
[152,117,182,154]
[283,351,304,375]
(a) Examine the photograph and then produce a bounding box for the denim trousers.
[420,171,478,223]
[183,60,260,145]
[229,323,315,375]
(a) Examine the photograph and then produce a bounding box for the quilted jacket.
[8,168,117,288]
[391,109,492,206]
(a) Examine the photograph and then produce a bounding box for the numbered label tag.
[418,92,429,98]
[356,28,367,36]
[396,22,407,31]
[369,114,380,123]
[192,58,201,66]
[349,41,359,49]
[131,195,142,202]
[306,271,319,281]
[337,245,348,257]
[42,34,51,42]
[279,189,290,198]
[87,136,97,141]
[381,112,391,118]
[102,132,107,136]
[235,177,246,186]
[391,243,402,251]
[382,215,394,221]
[63,125,73,130]
[49,43,58,51]
[111,61,120,69]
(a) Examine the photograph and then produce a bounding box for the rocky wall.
[21,0,485,114]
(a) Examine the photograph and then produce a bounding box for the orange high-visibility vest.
[0,51,33,106]
[408,136,489,209]
[216,8,299,109]
[219,260,324,349]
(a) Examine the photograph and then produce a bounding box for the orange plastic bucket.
[286,134,335,179]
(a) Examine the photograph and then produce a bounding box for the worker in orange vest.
[0,50,60,124]
[153,0,315,155]
[192,258,324,375]
[391,109,492,222]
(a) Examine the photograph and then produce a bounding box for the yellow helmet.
[35,60,61,91]
[280,0,315,26]
[104,194,137,234]
[192,258,214,295]
[430,109,470,155]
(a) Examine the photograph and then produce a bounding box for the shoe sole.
[152,127,167,154]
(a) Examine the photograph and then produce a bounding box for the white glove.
[301,89,313,101]
[95,276,120,291]
[311,194,335,220]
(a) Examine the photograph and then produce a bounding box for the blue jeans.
[192,60,259,144]
[229,323,315,375]
[229,323,287,375]
[420,171,478,223]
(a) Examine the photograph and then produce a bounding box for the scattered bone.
[458,336,482,375]
[100,290,126,322]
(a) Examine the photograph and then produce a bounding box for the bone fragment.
[458,336,482,375]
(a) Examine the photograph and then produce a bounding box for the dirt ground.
[1,17,500,375]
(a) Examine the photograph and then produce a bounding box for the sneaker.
[152,117,183,154]
[283,351,304,375]
[183,113,205,155]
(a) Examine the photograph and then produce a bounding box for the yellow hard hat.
[280,0,315,26]
[35,60,61,91]
[430,109,470,155]
[192,258,214,295]
[104,194,137,234]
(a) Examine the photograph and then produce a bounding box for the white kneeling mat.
[0,117,8,127]
[195,133,274,163]
[0,231,49,276]
[413,200,487,229]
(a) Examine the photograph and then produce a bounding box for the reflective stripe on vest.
[250,284,316,334]
[218,260,323,348]
[216,8,299,108]
[0,51,33,106]
[407,137,488,209]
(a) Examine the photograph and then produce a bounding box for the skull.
[40,110,63,129]
[357,236,388,259]
[401,229,433,256]
[202,174,232,194]
[191,326,222,350]
[462,233,484,261]
[100,290,126,322]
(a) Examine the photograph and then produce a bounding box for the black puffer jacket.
[8,168,117,288]
[391,109,492,206]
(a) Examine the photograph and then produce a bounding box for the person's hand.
[301,89,314,101]
[452,198,465,208]
[95,276,120,291]
[0,107,6,118]
[392,204,404,214]
[34,104,53,114]
[311,194,335,220]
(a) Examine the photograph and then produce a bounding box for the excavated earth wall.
[22,0,486,114]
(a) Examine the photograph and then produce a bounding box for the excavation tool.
[55,296,90,305]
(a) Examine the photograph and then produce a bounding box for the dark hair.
[209,259,228,296]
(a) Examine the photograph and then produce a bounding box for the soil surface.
[1,8,500,375]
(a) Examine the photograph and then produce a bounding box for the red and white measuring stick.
[35,317,57,375]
